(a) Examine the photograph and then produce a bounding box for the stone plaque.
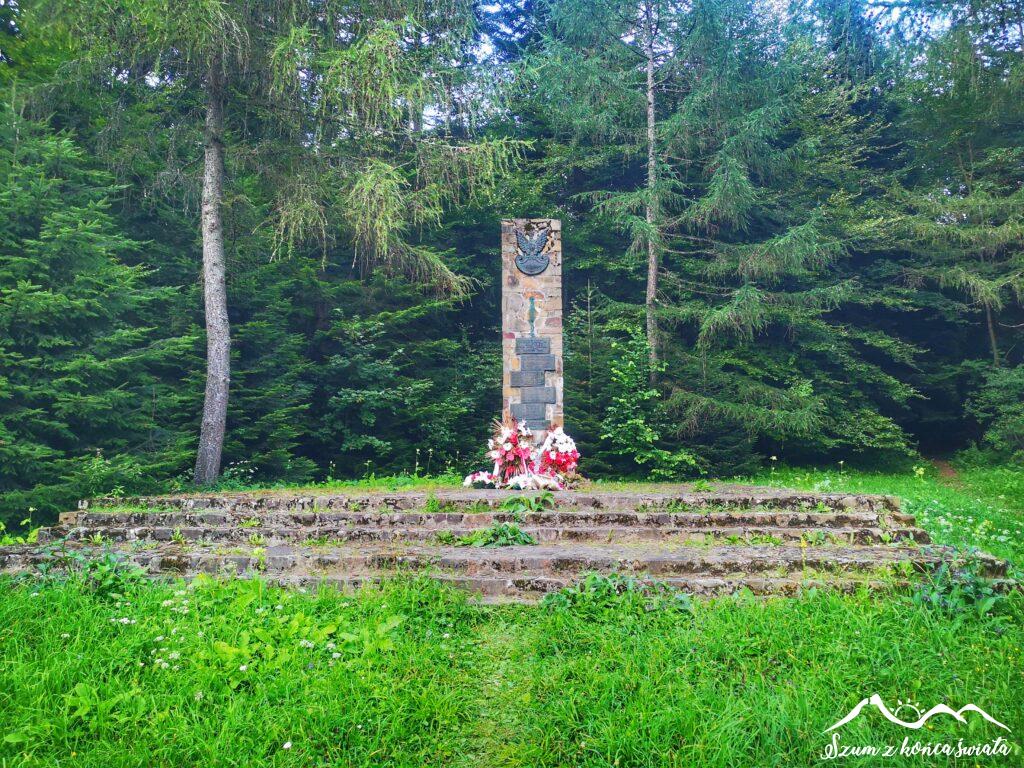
[502,218,563,437]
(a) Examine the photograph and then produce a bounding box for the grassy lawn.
[2,466,1022,767]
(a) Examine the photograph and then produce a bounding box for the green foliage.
[966,366,1024,458]
[1,0,1022,523]
[453,522,537,547]
[541,572,695,617]
[0,107,189,529]
[499,491,555,515]
[600,328,699,478]
[910,551,1008,619]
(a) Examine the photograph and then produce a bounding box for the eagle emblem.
[514,226,550,275]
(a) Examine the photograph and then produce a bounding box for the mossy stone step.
[46,523,927,546]
[74,486,900,517]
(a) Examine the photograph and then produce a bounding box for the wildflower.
[283,742,292,750]
[194,691,204,701]
[60,633,70,639]
[332,652,341,659]
[299,639,315,649]
[239,664,248,672]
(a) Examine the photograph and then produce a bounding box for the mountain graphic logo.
[824,694,1010,733]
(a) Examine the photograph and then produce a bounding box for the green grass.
[4,465,1023,766]
[738,466,1024,565]
[1,574,1021,767]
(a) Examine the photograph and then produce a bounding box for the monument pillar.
[501,218,563,436]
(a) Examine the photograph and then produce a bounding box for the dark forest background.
[1,0,1022,526]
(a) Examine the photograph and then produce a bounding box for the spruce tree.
[0,108,185,525]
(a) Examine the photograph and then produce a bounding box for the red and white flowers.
[487,419,535,485]
[536,427,580,477]
[463,416,580,490]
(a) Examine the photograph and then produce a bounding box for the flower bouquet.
[536,427,580,478]
[463,414,581,490]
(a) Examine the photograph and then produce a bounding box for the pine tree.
[0,108,188,526]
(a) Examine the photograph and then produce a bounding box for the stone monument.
[501,218,563,436]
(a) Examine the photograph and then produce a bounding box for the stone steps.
[2,486,1007,602]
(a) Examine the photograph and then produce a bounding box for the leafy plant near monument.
[500,492,556,516]
[451,522,537,547]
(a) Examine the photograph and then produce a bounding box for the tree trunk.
[985,304,1000,366]
[194,59,231,485]
[644,3,659,381]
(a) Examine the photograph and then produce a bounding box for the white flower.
[60,633,70,639]
[282,742,292,750]
[332,652,341,659]
[503,442,512,451]
[194,690,204,701]
[299,639,315,649]
[238,664,248,672]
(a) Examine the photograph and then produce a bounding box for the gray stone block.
[516,336,550,354]
[519,354,556,371]
[523,420,550,431]
[510,370,545,387]
[511,402,547,420]
[520,386,556,403]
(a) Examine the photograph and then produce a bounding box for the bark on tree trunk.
[985,304,1000,366]
[644,3,659,382]
[194,60,231,485]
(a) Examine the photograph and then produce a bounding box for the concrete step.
[46,523,928,546]
[4,541,1003,580]
[73,486,900,518]
[61,508,917,529]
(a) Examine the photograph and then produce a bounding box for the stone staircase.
[0,487,1007,602]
